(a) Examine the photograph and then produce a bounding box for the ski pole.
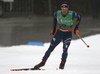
[77,34,90,48]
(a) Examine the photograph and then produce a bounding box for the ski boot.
[59,61,65,69]
[32,60,45,70]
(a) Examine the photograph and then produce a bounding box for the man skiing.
[33,1,81,70]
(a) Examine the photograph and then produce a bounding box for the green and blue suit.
[43,10,81,63]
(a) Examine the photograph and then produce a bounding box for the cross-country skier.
[33,1,81,70]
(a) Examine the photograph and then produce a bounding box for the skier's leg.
[59,32,72,69]
[42,30,63,62]
[62,38,71,63]
[59,40,71,69]
[34,30,62,69]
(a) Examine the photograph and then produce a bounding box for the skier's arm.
[51,12,57,35]
[73,12,82,34]
[73,11,81,29]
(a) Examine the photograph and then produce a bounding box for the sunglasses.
[61,7,68,10]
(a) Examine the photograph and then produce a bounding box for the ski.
[10,68,45,71]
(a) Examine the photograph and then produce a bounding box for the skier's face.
[61,7,68,15]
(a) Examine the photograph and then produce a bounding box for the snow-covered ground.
[0,34,100,74]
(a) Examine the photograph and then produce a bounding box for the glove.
[75,29,79,35]
[74,28,79,35]
[51,29,55,35]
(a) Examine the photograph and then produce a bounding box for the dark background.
[0,0,100,46]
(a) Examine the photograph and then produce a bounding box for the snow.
[0,34,100,74]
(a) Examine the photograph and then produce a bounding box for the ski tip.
[10,69,13,71]
[56,68,58,70]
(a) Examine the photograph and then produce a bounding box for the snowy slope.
[0,34,100,74]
